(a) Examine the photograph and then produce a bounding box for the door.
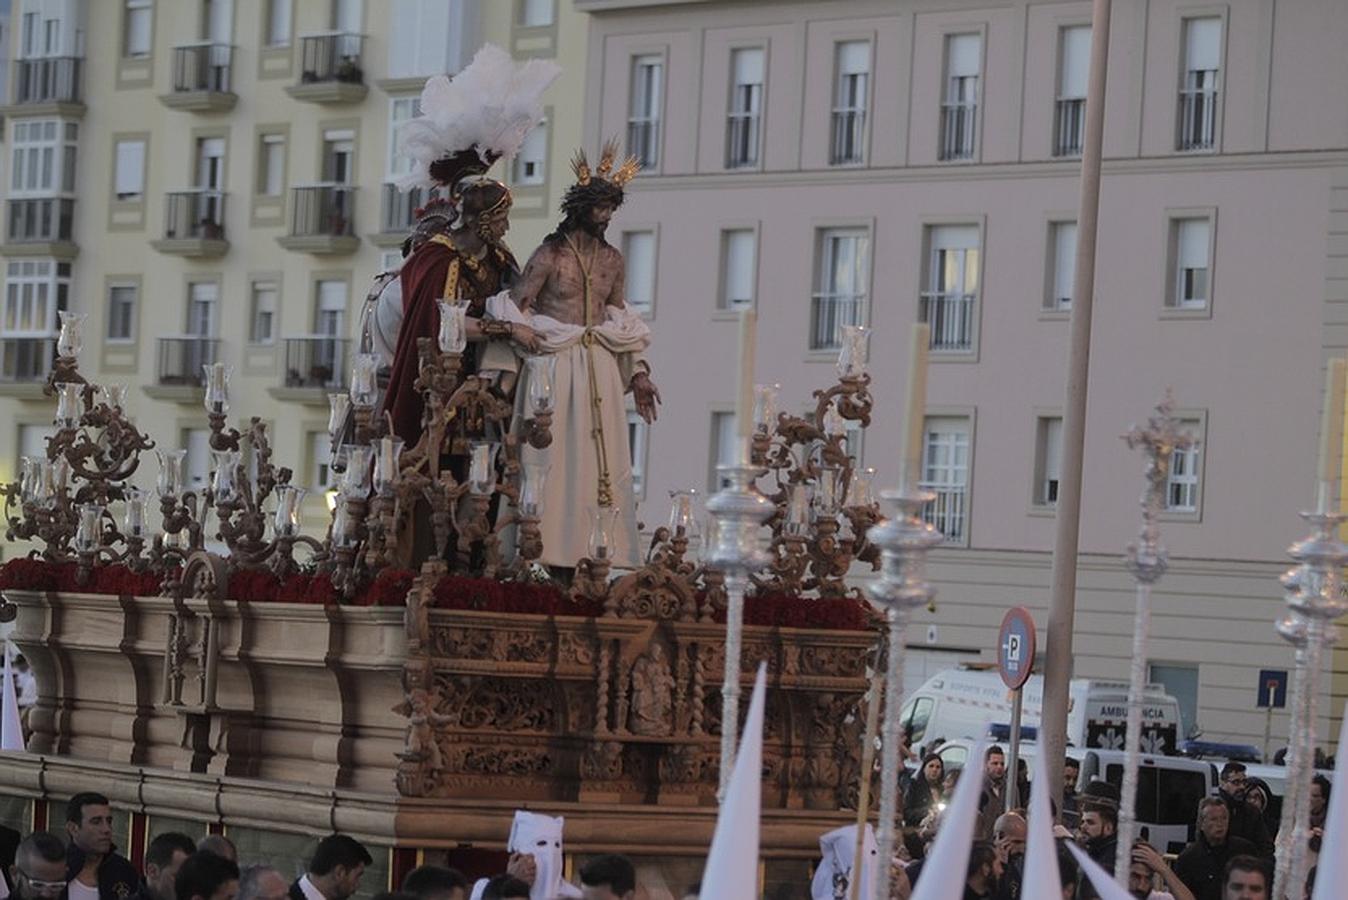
[196,138,225,228]
[314,280,347,385]
[185,282,218,384]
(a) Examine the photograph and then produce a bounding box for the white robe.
[487,292,650,569]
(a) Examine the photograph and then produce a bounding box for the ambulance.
[897,667,1185,755]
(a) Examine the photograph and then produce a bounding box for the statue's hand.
[511,323,542,353]
[631,372,661,424]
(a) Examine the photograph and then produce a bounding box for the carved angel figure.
[395,686,452,773]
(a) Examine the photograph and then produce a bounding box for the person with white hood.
[505,811,581,900]
[810,824,878,900]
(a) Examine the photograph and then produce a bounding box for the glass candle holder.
[667,489,700,538]
[33,460,54,507]
[211,450,241,504]
[586,506,620,560]
[374,436,404,495]
[847,466,877,508]
[467,441,499,496]
[202,362,231,416]
[526,355,557,415]
[821,404,844,436]
[341,445,373,497]
[349,354,379,407]
[520,460,550,517]
[57,310,86,359]
[327,392,351,443]
[813,468,840,519]
[97,384,128,411]
[51,457,70,493]
[74,503,103,553]
[785,484,813,537]
[124,487,148,539]
[272,484,304,537]
[753,383,779,434]
[836,325,870,379]
[18,457,35,504]
[54,382,82,429]
[156,448,187,499]
[435,300,470,354]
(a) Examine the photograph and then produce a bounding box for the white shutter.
[318,280,347,315]
[931,224,979,251]
[19,424,49,461]
[732,47,763,86]
[1060,26,1091,98]
[1054,222,1077,303]
[1177,219,1210,269]
[1043,418,1063,482]
[114,140,144,199]
[946,33,982,79]
[206,0,233,43]
[622,231,655,311]
[185,428,212,490]
[333,0,362,33]
[837,41,869,76]
[521,0,553,27]
[723,230,756,306]
[1184,18,1222,72]
[267,0,291,45]
[124,1,151,57]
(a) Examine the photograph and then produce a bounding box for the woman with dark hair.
[1243,776,1280,836]
[904,753,946,827]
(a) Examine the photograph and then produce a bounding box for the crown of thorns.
[570,139,640,189]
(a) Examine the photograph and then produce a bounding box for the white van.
[898,668,1184,756]
[929,738,1216,854]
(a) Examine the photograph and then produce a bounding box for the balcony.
[0,336,53,398]
[725,113,760,169]
[808,292,864,352]
[285,33,367,104]
[143,336,220,403]
[277,185,359,254]
[7,56,84,116]
[151,190,228,258]
[919,291,975,352]
[160,44,237,112]
[829,109,865,165]
[372,183,434,247]
[1177,79,1218,151]
[2,197,76,259]
[1054,98,1085,158]
[939,101,977,161]
[269,336,350,404]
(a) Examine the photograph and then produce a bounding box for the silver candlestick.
[865,486,942,900]
[1115,393,1192,885]
[706,445,773,800]
[1273,493,1346,899]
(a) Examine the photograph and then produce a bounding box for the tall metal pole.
[1040,0,1113,808]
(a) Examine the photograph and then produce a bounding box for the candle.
[735,308,757,442]
[1318,357,1347,485]
[898,323,931,490]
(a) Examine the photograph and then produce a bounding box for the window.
[921,225,979,351]
[11,120,78,196]
[265,0,292,46]
[1170,218,1211,309]
[726,47,763,169]
[830,41,869,165]
[2,261,69,337]
[1055,26,1090,157]
[1148,663,1199,740]
[315,280,347,336]
[512,119,547,186]
[114,140,146,202]
[900,696,935,744]
[187,282,218,336]
[1035,416,1063,506]
[1048,221,1077,311]
[621,230,655,315]
[941,34,980,161]
[250,281,277,344]
[1178,18,1221,151]
[709,411,739,491]
[258,133,285,196]
[627,410,648,498]
[920,417,970,542]
[184,428,211,492]
[628,55,663,168]
[1166,420,1202,512]
[124,0,152,58]
[719,229,756,310]
[107,284,137,343]
[811,228,869,351]
[520,0,553,27]
[386,97,420,180]
[323,129,355,184]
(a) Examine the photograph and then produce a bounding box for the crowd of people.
[881,745,1328,900]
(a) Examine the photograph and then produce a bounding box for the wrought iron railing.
[283,336,350,390]
[156,337,220,386]
[726,113,760,168]
[298,33,365,85]
[288,185,356,238]
[809,292,864,351]
[1177,78,1218,150]
[829,109,866,165]
[170,43,233,93]
[940,101,977,160]
[380,183,436,234]
[1054,98,1085,157]
[14,56,81,104]
[920,484,968,543]
[918,291,975,351]
[163,190,226,241]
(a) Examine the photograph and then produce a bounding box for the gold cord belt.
[565,235,613,509]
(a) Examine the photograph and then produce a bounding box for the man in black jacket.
[134,832,197,900]
[9,831,68,900]
[288,834,371,900]
[1173,798,1257,900]
[65,791,139,900]
[1216,763,1274,858]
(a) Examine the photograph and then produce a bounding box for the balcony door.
[187,282,218,338]
[323,131,354,184]
[314,280,347,383]
[196,137,225,227]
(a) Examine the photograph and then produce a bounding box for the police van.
[898,667,1185,756]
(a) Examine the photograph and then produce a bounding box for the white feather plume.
[397,44,562,191]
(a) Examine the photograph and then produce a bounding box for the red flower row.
[0,559,872,631]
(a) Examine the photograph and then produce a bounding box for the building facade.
[577,0,1348,749]
[0,0,587,533]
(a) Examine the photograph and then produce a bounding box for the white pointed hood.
[1020,752,1062,898]
[910,742,988,900]
[1,652,23,751]
[699,663,768,900]
[507,811,581,900]
[1312,704,1348,900]
[810,823,878,900]
[1068,841,1137,900]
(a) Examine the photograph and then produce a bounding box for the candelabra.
[706,447,773,799]
[865,486,942,900]
[1114,393,1191,885]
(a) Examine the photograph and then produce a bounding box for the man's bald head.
[993,811,1027,857]
[198,835,238,863]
